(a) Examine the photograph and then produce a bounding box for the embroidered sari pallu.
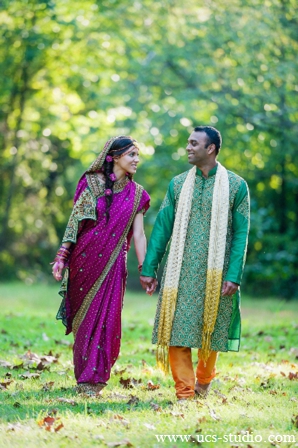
[57,175,148,384]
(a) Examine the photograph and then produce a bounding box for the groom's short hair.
[194,126,222,155]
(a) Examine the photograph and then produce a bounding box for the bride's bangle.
[50,246,71,265]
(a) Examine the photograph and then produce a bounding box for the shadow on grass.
[0,387,177,422]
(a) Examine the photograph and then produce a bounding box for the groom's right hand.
[139,276,158,296]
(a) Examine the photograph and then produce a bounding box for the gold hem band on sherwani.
[156,163,229,372]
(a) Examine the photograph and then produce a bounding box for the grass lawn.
[0,282,297,447]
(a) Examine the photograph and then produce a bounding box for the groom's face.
[186,131,209,165]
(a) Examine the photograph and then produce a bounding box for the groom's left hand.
[140,275,158,296]
[221,281,239,297]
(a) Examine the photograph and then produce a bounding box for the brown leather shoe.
[195,381,211,398]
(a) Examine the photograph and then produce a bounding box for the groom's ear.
[207,143,216,155]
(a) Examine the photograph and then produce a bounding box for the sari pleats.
[73,251,126,383]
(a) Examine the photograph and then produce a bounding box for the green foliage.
[0,0,297,296]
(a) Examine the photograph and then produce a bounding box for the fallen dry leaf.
[147,380,160,390]
[12,363,24,370]
[111,414,123,420]
[6,423,31,432]
[127,395,140,406]
[143,423,156,430]
[42,381,55,391]
[19,372,40,380]
[170,411,184,419]
[150,402,162,412]
[0,360,12,369]
[96,420,108,428]
[213,389,227,400]
[197,417,207,424]
[289,347,298,358]
[188,436,202,445]
[20,350,40,362]
[109,392,127,400]
[142,367,154,375]
[0,380,13,389]
[106,439,133,447]
[40,355,58,364]
[38,415,64,432]
[46,350,60,358]
[18,351,58,371]
[113,367,127,375]
[292,415,298,428]
[206,404,221,421]
[57,397,77,406]
[110,414,130,427]
[120,377,142,389]
[288,372,298,380]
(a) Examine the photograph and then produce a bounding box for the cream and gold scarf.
[156,162,229,372]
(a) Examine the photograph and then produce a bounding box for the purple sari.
[57,174,150,384]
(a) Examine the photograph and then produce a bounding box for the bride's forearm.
[134,233,146,265]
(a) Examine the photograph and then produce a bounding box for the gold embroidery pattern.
[62,188,97,243]
[86,174,129,198]
[56,267,69,326]
[62,176,130,244]
[236,192,250,220]
[152,171,244,352]
[72,184,144,337]
[159,190,171,212]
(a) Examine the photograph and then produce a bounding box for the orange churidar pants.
[169,346,218,399]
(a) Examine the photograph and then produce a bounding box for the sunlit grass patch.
[0,283,297,447]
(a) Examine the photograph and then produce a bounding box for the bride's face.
[114,146,140,175]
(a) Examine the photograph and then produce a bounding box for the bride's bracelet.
[50,246,71,265]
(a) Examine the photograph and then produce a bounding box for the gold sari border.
[72,183,143,337]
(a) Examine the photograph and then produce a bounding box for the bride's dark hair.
[101,136,136,222]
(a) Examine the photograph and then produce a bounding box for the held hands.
[140,275,158,296]
[221,281,239,297]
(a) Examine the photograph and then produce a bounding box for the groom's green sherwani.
[142,165,250,352]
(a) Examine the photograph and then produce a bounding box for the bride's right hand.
[52,260,64,282]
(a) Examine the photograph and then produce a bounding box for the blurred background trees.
[0,0,297,297]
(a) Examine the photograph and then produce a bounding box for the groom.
[140,126,250,400]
